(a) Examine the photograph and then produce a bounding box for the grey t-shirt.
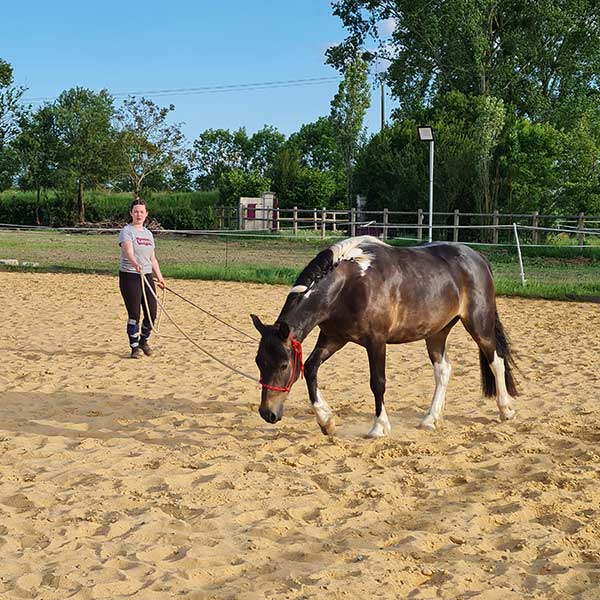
[118,224,155,274]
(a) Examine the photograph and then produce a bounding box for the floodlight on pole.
[417,126,435,243]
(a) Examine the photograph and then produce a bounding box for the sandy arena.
[1,271,599,599]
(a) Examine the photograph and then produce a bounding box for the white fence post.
[513,223,526,286]
[293,206,298,236]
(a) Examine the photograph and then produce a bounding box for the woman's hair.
[127,197,148,223]
[130,197,147,211]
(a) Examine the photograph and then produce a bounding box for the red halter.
[260,336,304,393]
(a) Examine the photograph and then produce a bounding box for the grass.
[1,229,599,301]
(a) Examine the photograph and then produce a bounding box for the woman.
[118,198,165,358]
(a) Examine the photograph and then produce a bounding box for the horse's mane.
[289,236,388,295]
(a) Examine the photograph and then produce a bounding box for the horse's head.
[251,314,303,424]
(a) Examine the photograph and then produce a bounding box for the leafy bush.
[0,189,222,228]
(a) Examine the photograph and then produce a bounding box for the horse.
[251,236,517,438]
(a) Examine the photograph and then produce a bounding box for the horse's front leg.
[366,340,391,438]
[304,332,346,436]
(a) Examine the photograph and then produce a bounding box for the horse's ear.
[250,314,266,335]
[278,321,290,340]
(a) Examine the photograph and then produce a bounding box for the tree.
[287,117,343,172]
[246,125,285,177]
[190,128,248,190]
[14,105,63,223]
[190,126,285,190]
[53,87,121,222]
[330,55,371,207]
[328,0,600,123]
[216,168,271,206]
[0,59,26,190]
[115,96,185,197]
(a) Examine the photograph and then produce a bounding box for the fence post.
[293,206,298,236]
[383,208,389,240]
[238,202,244,230]
[453,209,460,242]
[321,207,327,239]
[417,209,423,241]
[532,211,539,245]
[313,208,318,230]
[492,210,499,244]
[332,212,337,232]
[350,208,356,237]
[578,212,585,247]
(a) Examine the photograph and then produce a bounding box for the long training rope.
[139,273,260,384]
[163,284,258,342]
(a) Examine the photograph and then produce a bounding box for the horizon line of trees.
[1,0,600,224]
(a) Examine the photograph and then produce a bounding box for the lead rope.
[139,272,176,339]
[141,275,260,384]
[162,284,258,342]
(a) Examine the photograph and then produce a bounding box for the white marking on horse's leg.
[368,405,391,438]
[313,389,335,435]
[420,355,451,431]
[490,351,515,420]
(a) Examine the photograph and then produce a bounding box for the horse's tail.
[479,311,518,397]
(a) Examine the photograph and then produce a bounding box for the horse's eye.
[279,363,288,371]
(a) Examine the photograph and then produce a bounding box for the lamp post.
[417,126,434,243]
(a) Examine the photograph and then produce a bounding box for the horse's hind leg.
[461,309,517,422]
[366,339,391,438]
[304,332,346,435]
[420,320,457,431]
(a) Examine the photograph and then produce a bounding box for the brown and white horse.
[251,236,517,438]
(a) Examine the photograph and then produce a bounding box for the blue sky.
[3,1,396,142]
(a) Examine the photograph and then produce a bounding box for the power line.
[22,76,344,104]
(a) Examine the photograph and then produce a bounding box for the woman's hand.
[157,278,166,289]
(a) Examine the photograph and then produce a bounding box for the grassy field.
[1,229,599,300]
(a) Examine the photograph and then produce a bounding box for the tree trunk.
[77,179,85,223]
[35,187,41,225]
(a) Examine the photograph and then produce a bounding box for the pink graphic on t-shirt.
[136,237,152,246]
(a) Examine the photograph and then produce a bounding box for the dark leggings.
[119,271,157,345]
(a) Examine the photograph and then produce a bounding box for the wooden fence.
[233,205,600,246]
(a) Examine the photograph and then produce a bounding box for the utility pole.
[380,81,385,131]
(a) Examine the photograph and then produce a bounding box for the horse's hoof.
[367,428,386,438]
[499,406,516,421]
[367,421,391,438]
[319,416,336,436]
[419,415,437,431]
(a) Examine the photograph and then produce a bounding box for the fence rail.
[235,205,600,246]
[2,205,599,247]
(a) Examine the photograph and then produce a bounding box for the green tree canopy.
[330,55,371,207]
[328,0,600,122]
[115,96,185,197]
[53,87,121,221]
